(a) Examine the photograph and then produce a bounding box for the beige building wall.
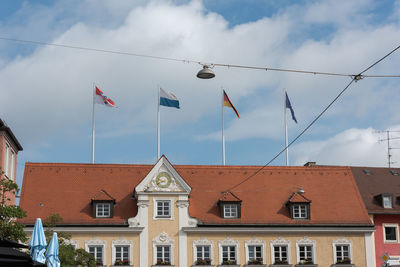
[187,233,366,267]
[54,232,140,267]
[147,195,180,266]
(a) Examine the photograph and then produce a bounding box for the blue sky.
[1,0,400,188]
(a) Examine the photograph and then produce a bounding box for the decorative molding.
[332,237,352,245]
[182,226,374,233]
[135,157,191,194]
[137,199,150,208]
[153,232,174,265]
[270,237,290,245]
[153,232,174,245]
[176,200,189,208]
[296,236,315,245]
[194,237,213,246]
[219,237,239,246]
[245,237,266,246]
[128,199,149,227]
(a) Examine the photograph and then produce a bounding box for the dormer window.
[286,191,311,220]
[383,194,393,209]
[292,204,308,219]
[91,190,116,218]
[375,193,393,209]
[96,203,111,217]
[218,191,242,219]
[223,204,239,218]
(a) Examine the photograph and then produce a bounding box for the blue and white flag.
[285,92,297,123]
[160,88,180,109]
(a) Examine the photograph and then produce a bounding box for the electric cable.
[1,37,400,78]
[224,43,400,192]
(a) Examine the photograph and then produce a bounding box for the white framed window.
[222,246,236,263]
[245,238,265,265]
[219,237,239,265]
[85,238,106,265]
[292,204,308,219]
[270,237,290,265]
[193,238,214,265]
[3,142,15,180]
[153,232,174,265]
[223,204,238,218]
[153,198,174,220]
[157,245,171,264]
[157,201,171,217]
[112,239,133,266]
[96,203,111,218]
[384,224,399,243]
[383,195,393,208]
[296,237,316,264]
[332,238,352,264]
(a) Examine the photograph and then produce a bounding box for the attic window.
[91,190,116,218]
[363,169,371,175]
[292,204,308,219]
[218,191,242,219]
[286,192,311,220]
[383,194,393,209]
[96,203,111,217]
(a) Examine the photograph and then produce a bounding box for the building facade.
[352,167,400,266]
[20,157,375,267]
[0,118,23,204]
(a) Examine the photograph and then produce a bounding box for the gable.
[135,156,191,195]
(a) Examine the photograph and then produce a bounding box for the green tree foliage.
[0,170,27,242]
[43,214,96,267]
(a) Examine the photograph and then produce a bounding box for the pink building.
[352,167,400,266]
[0,118,23,204]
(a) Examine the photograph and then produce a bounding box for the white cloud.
[0,0,400,167]
[291,126,400,167]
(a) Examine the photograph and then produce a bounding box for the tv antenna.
[377,130,400,168]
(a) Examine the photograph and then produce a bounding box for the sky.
[1,0,400,188]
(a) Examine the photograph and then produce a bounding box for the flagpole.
[91,83,96,164]
[222,88,226,165]
[284,89,289,166]
[157,86,161,160]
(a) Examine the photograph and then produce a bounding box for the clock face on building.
[156,172,172,188]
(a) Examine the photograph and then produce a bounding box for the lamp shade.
[197,66,215,79]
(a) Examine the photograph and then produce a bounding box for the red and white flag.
[94,86,117,107]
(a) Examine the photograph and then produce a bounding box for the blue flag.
[160,88,180,109]
[285,92,297,123]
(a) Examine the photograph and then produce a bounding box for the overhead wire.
[1,37,400,78]
[224,43,400,193]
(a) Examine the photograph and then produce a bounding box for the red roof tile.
[287,192,311,203]
[19,163,372,226]
[219,191,241,202]
[351,166,400,214]
[91,190,115,201]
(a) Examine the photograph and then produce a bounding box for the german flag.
[223,90,240,118]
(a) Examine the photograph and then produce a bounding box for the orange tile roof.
[287,192,311,203]
[19,163,372,226]
[219,191,241,202]
[91,190,115,201]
